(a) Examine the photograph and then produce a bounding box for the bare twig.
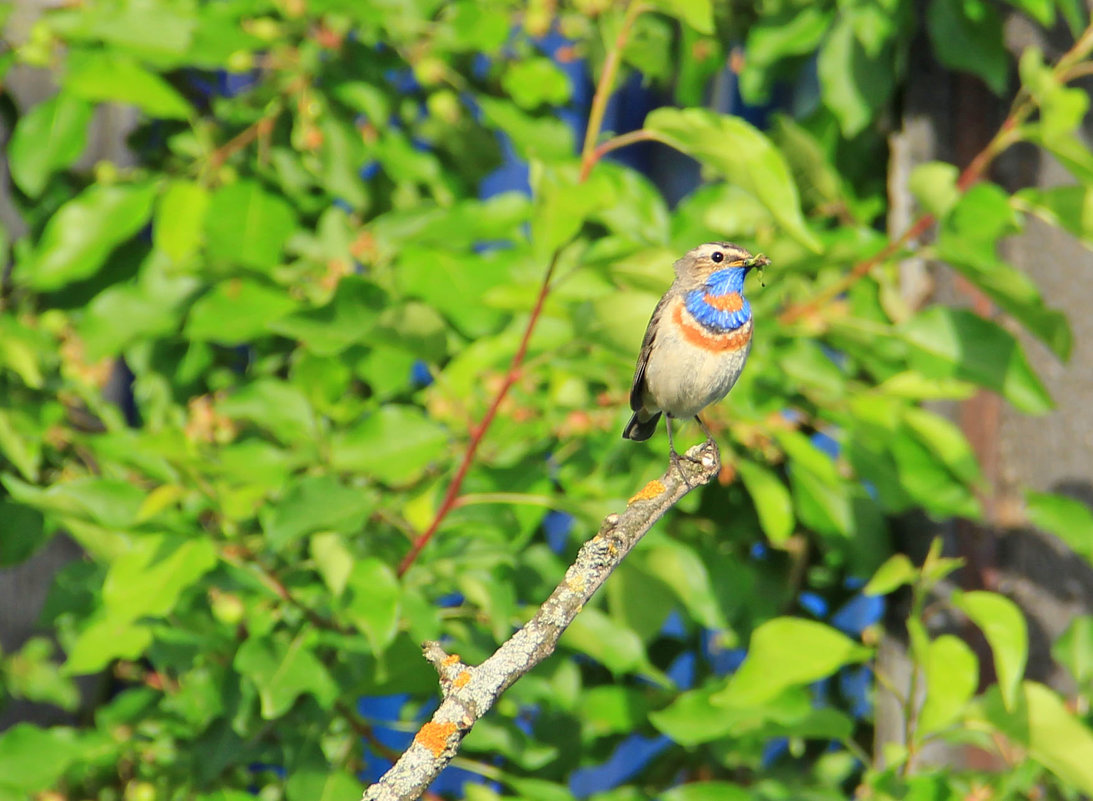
[364,441,722,801]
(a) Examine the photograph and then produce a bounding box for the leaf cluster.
[1,1,1093,800]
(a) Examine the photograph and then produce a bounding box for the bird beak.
[743,254,771,272]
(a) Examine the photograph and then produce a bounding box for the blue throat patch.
[685,268,751,331]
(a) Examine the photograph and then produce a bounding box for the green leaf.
[8,92,92,197]
[926,0,1007,94]
[501,58,571,109]
[310,533,354,597]
[741,7,833,103]
[155,180,209,264]
[65,50,192,118]
[0,502,46,565]
[589,161,671,244]
[953,590,1027,710]
[205,181,297,269]
[649,683,739,745]
[648,0,714,34]
[460,570,519,643]
[79,254,200,359]
[101,534,218,620]
[641,540,727,630]
[919,634,979,735]
[3,475,146,529]
[286,740,362,801]
[477,97,573,163]
[644,107,822,252]
[817,16,896,137]
[270,277,386,355]
[661,782,752,801]
[789,466,853,537]
[529,164,614,259]
[769,114,847,212]
[1054,616,1093,686]
[65,535,218,674]
[900,307,1053,414]
[462,718,560,771]
[1056,0,1088,37]
[979,682,1093,794]
[330,405,448,486]
[394,247,510,338]
[63,617,153,675]
[714,618,871,706]
[343,558,401,655]
[262,475,373,551]
[17,182,157,291]
[372,301,450,362]
[1017,185,1093,250]
[234,630,338,718]
[49,1,197,57]
[737,460,794,545]
[561,607,648,676]
[909,161,960,218]
[778,338,846,399]
[580,686,650,739]
[902,408,982,486]
[937,184,1071,360]
[0,724,84,794]
[504,776,578,801]
[217,379,316,445]
[1025,491,1093,564]
[864,553,917,596]
[0,316,45,389]
[0,409,42,482]
[3,638,80,711]
[1003,0,1054,25]
[185,279,297,344]
[607,561,676,643]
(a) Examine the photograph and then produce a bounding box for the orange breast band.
[703,292,744,312]
[673,303,752,352]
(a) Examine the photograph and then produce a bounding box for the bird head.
[673,242,770,291]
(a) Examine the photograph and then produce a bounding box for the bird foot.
[669,448,701,488]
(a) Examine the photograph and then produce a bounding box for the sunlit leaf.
[953,590,1027,710]
[644,108,822,252]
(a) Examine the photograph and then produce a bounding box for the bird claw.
[669,448,701,488]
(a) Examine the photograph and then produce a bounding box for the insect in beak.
[744,253,771,287]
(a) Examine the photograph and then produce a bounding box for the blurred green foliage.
[2,0,1093,799]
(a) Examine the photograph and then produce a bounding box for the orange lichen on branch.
[414,722,458,757]
[629,480,666,503]
[442,654,460,666]
[454,671,471,689]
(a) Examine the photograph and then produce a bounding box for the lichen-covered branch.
[361,441,722,801]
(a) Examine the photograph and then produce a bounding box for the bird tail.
[622,410,661,441]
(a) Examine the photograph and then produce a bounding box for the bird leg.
[666,417,701,487]
[694,414,715,445]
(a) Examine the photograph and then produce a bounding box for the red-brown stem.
[208,113,278,172]
[579,0,647,178]
[777,105,1025,325]
[579,128,657,182]
[774,18,1093,326]
[397,255,558,577]
[396,6,647,576]
[778,212,935,324]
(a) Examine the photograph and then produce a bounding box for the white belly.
[643,332,751,419]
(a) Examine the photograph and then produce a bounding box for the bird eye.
[711,251,724,263]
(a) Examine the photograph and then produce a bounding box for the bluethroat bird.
[623,242,770,462]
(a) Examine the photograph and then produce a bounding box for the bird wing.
[629,293,671,412]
